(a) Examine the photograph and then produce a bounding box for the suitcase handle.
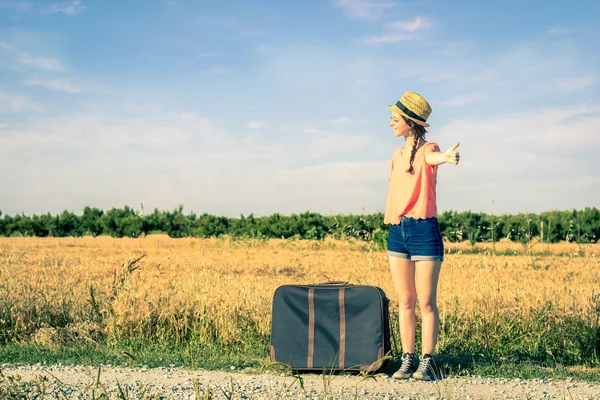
[318,281,349,285]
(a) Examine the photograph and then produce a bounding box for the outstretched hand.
[445,143,460,166]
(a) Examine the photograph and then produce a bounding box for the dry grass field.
[1,235,599,376]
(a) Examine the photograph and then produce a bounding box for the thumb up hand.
[445,143,460,165]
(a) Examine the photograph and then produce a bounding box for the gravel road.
[2,364,599,399]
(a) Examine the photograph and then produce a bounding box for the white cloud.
[330,117,351,124]
[300,129,371,158]
[548,27,587,34]
[438,94,486,107]
[26,78,80,93]
[274,160,386,185]
[0,42,14,51]
[18,53,63,70]
[40,1,85,16]
[388,35,597,106]
[557,76,597,92]
[0,1,33,13]
[0,90,41,112]
[386,17,431,32]
[0,0,84,15]
[441,105,600,153]
[247,121,268,128]
[363,34,412,44]
[0,107,382,215]
[333,0,396,21]
[431,105,600,213]
[0,112,223,153]
[438,105,600,182]
[364,17,431,44]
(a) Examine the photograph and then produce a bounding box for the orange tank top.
[384,141,440,224]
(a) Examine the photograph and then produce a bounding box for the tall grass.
[1,236,599,374]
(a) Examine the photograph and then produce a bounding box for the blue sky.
[0,0,599,217]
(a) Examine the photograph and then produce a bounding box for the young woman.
[384,91,460,381]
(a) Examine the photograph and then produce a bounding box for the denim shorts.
[387,216,444,261]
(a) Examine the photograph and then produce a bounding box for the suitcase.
[270,282,392,372]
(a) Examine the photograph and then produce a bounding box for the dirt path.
[2,364,600,399]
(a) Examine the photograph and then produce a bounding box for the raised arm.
[425,143,460,166]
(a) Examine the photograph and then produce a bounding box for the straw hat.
[386,91,432,127]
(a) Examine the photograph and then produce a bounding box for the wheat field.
[1,236,599,369]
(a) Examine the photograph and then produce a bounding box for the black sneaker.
[392,352,418,379]
[412,353,436,381]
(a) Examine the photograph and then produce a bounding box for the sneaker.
[392,352,418,379]
[412,353,436,381]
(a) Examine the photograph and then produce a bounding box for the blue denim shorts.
[387,216,444,261]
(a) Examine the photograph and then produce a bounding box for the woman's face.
[389,112,410,138]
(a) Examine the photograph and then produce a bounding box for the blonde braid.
[404,117,428,174]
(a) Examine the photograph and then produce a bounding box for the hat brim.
[387,104,430,127]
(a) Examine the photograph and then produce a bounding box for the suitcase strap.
[307,288,315,368]
[339,288,346,368]
[307,287,348,369]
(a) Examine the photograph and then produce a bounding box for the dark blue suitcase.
[270,282,392,372]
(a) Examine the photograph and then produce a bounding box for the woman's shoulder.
[421,141,440,151]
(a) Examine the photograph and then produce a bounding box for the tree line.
[0,206,598,244]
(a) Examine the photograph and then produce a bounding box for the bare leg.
[389,256,416,354]
[415,260,442,355]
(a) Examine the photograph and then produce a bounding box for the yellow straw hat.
[386,91,432,127]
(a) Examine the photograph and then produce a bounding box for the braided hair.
[403,116,428,174]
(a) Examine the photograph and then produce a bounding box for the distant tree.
[99,206,138,237]
[579,207,600,243]
[11,214,33,237]
[166,205,192,238]
[56,210,82,237]
[438,210,463,242]
[81,207,104,237]
[297,212,329,240]
[194,213,230,237]
[143,208,169,234]
[122,215,143,238]
[0,214,14,237]
[0,210,5,236]
[31,213,57,237]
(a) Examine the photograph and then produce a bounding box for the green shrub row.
[0,206,598,244]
